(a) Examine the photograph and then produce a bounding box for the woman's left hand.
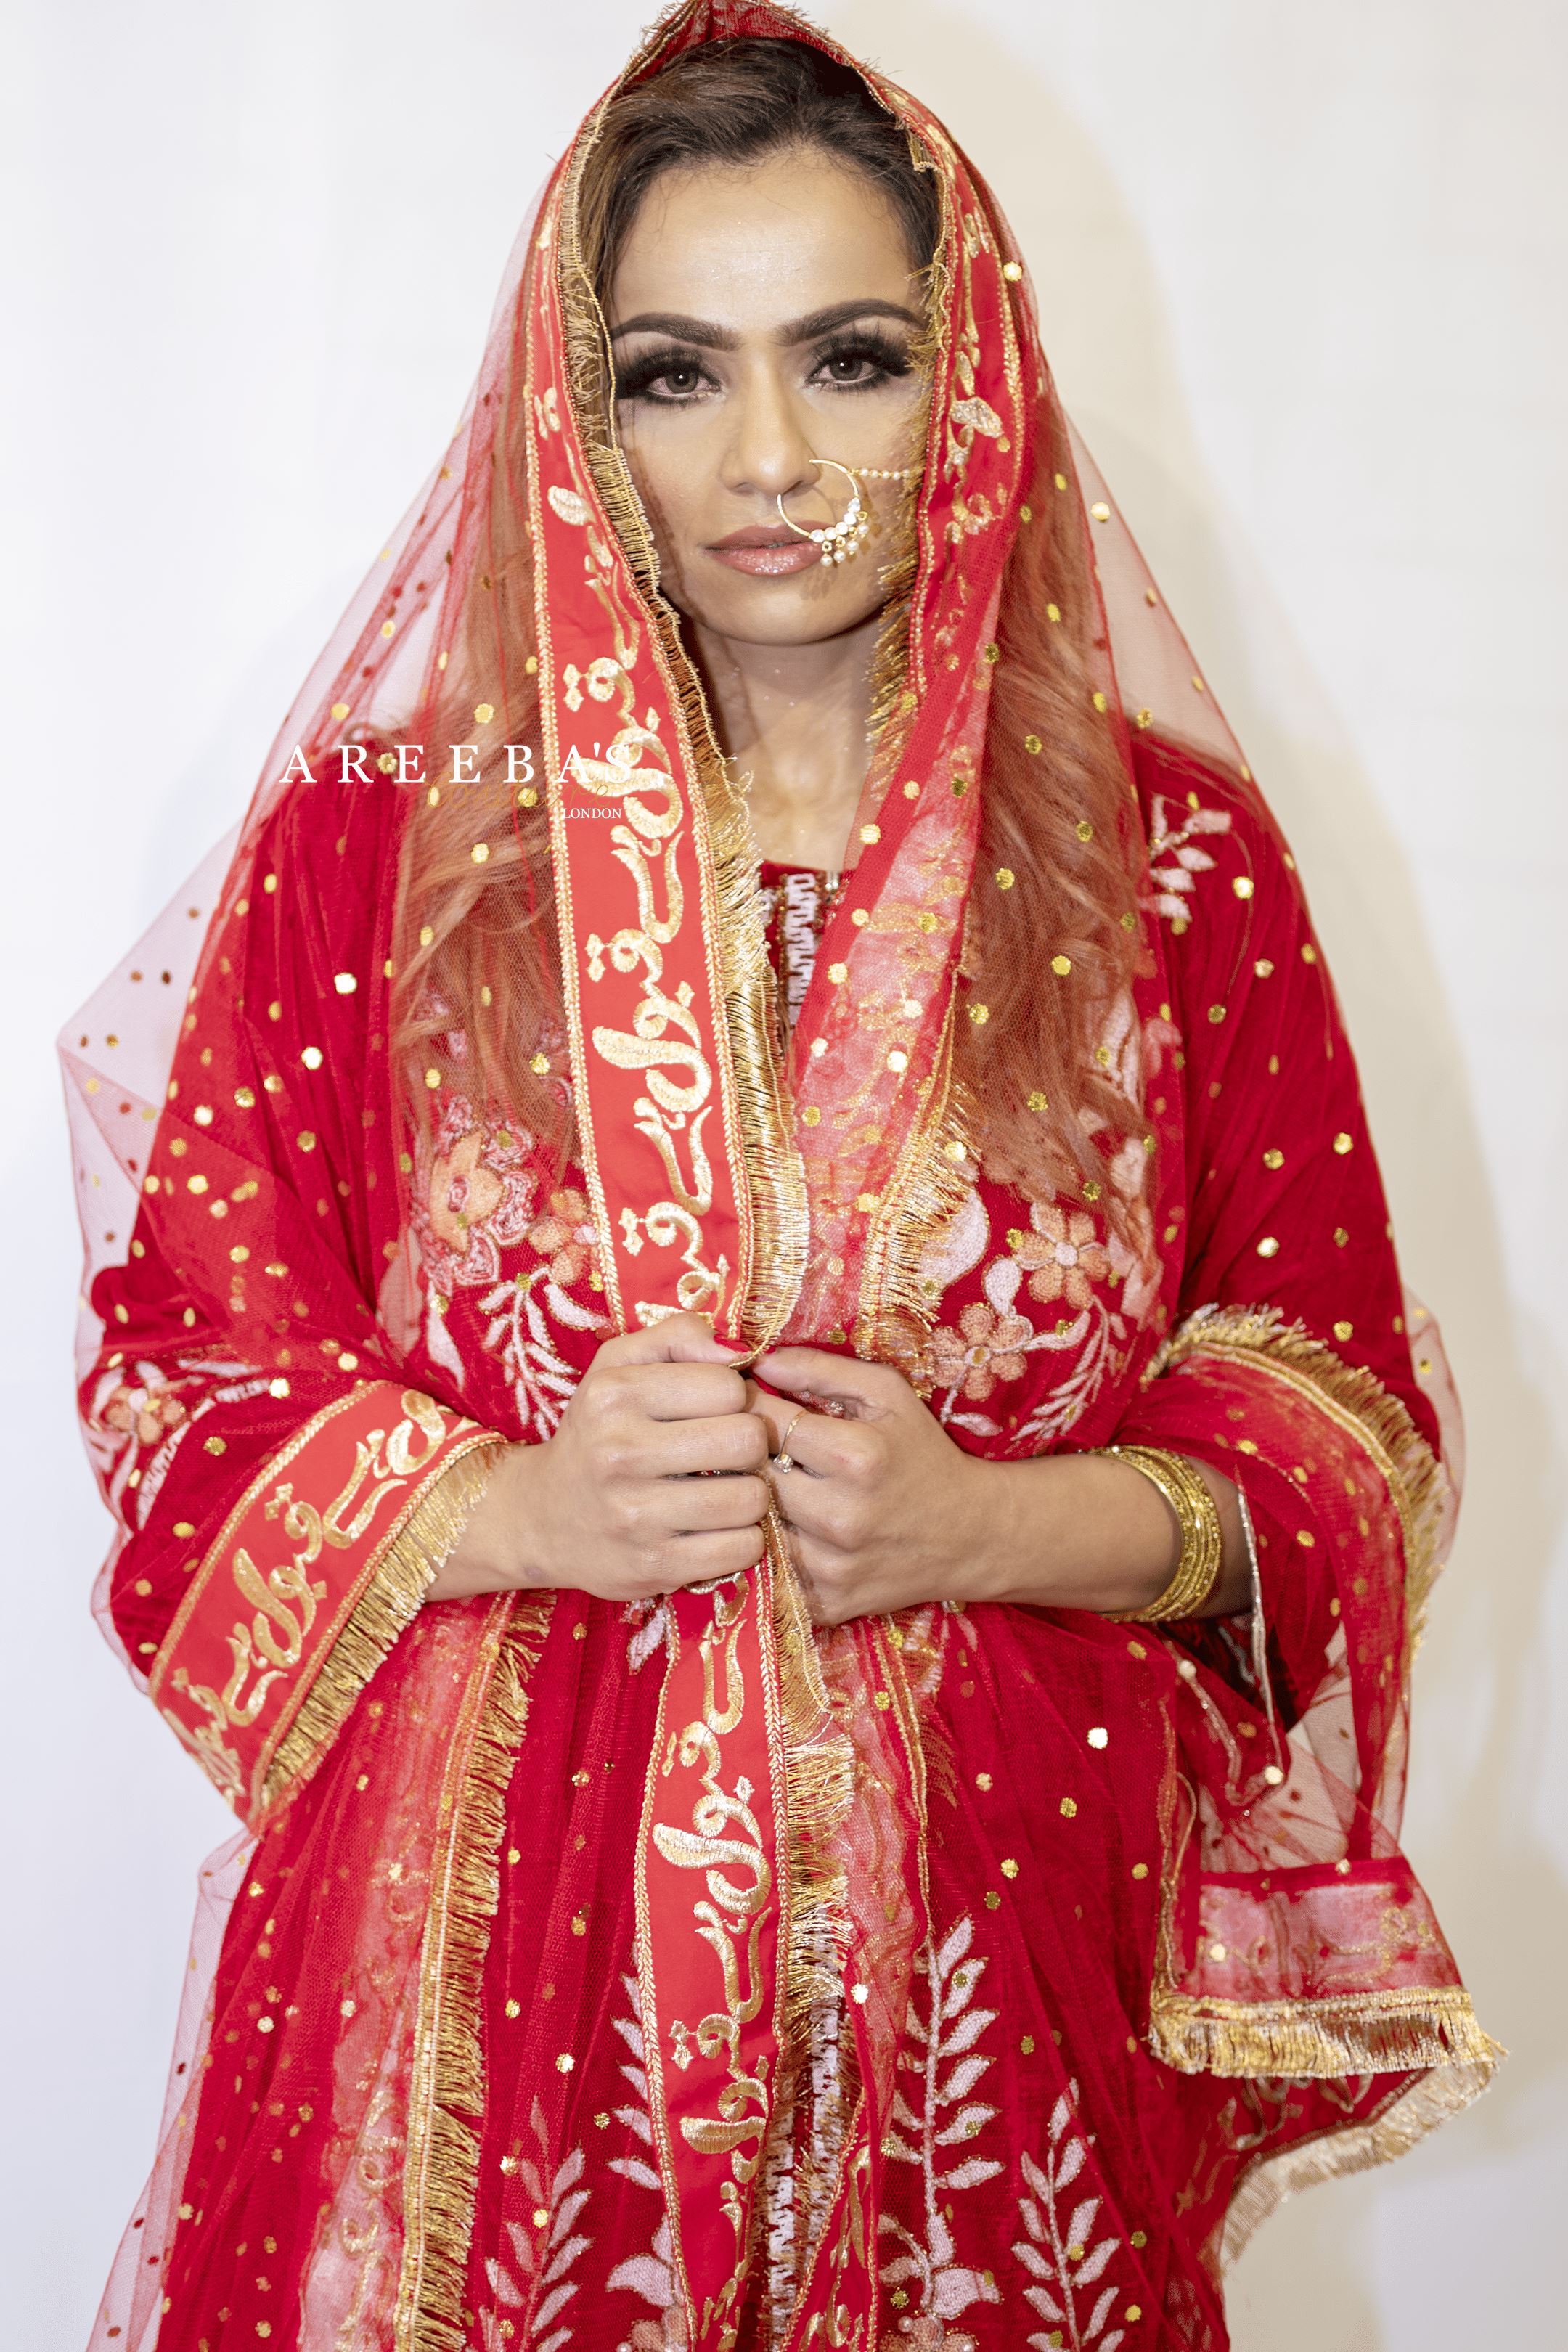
[750,1346,999,1626]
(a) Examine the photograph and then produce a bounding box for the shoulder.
[1130,731,1320,1006]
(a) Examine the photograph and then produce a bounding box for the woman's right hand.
[425,1312,771,1604]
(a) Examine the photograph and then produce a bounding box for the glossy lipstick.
[707,524,820,577]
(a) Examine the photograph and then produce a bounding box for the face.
[608,148,928,650]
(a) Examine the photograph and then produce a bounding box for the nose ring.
[776,457,873,566]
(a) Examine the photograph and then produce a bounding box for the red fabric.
[64,7,1488,2348]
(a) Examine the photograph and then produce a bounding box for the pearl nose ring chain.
[776,456,919,566]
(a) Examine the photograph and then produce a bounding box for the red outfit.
[65,8,1492,2348]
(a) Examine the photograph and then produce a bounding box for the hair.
[392,35,1147,1241]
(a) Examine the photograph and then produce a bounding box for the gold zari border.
[1150,1982,1500,2079]
[259,1437,505,1816]
[1148,1304,1451,1649]
[1221,2054,1499,2271]
[395,1590,555,2352]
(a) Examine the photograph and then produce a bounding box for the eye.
[613,347,716,406]
[808,332,915,393]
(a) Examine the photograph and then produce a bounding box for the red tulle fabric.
[63,9,1491,2351]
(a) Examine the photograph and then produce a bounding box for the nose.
[719,356,820,509]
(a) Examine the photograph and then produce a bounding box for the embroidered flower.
[1010,1203,1111,1312]
[928,1299,1033,1401]
[415,1095,535,1294]
[528,1186,598,1290]
[102,1376,187,1450]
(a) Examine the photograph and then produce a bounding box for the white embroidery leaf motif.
[1013,2082,1126,2351]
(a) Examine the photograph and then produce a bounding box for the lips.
[707,524,820,578]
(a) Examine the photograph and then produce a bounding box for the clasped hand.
[448,1310,996,1624]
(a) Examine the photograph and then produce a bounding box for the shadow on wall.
[838,2,1562,2347]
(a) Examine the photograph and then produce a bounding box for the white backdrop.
[5,3,1564,2344]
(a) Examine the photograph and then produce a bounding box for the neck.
[687,610,882,869]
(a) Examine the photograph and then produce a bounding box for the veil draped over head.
[65,7,1490,2350]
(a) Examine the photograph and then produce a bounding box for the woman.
[66,8,1495,2348]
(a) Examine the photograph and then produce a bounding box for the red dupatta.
[65,9,1495,2349]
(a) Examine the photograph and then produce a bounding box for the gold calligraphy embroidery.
[168,1392,450,1771]
[651,1581,773,2263]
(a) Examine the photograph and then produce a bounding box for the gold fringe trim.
[1149,1983,1502,2081]
[767,1516,858,2049]
[552,73,809,1354]
[1148,1303,1453,1654]
[1220,2048,1501,2271]
[260,1438,505,1819]
[396,1591,556,2352]
[856,1006,980,1375]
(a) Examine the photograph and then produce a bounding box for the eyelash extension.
[613,346,716,403]
[613,328,917,406]
[809,330,915,385]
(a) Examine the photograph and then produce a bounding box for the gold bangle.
[1096,1445,1224,1622]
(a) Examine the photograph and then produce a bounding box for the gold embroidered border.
[1149,1981,1500,2080]
[148,1385,369,1701]
[258,1437,505,1819]
[394,1588,555,2352]
[1148,1304,1451,1653]
[1220,2051,1499,2271]
[552,56,809,1353]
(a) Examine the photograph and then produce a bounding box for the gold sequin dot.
[1263,1148,1283,1169]
[809,1036,827,1057]
[995,867,1015,889]
[1302,942,1318,963]
[1257,1236,1279,1258]
[1263,1765,1286,1786]
[975,1772,992,1790]
[1054,472,1069,490]
[1207,1003,1226,1024]
[968,1003,989,1024]
[873,1691,892,1712]
[1127,2306,1143,2323]
[505,1998,520,2019]
[555,2052,573,2073]
[518,785,539,808]
[424,1068,441,1090]
[1000,1858,1019,1879]
[1076,819,1093,842]
[827,961,848,984]
[1002,259,1023,281]
[1059,1796,1077,1818]
[1024,732,1042,755]
[471,841,490,864]
[1046,603,1061,624]
[330,701,349,721]
[886,1050,908,1072]
[859,822,881,844]
[474,703,495,724]
[333,972,357,995]
[1090,501,1111,522]
[1334,1225,1349,1247]
[1050,954,1071,976]
[984,1890,1000,1909]
[377,751,397,775]
[1087,1726,1108,1749]
[1333,1319,1354,1342]
[419,925,434,947]
[1132,1862,1149,1879]
[1026,1089,1048,1112]
[802,1105,821,1127]
[530,1053,550,1075]
[1092,690,1108,713]
[902,778,920,799]
[1333,1132,1354,1154]
[301,1046,323,1069]
[1209,1942,1227,1962]
[531,2205,550,2227]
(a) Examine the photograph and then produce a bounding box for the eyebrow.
[608,297,923,348]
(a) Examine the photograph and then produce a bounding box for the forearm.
[968,1450,1252,1619]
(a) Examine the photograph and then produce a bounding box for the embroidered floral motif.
[878,1915,1003,2348]
[527,1187,599,1291]
[102,1369,189,1449]
[1146,795,1232,927]
[927,1300,1034,1402]
[418,1095,536,1295]
[1013,2083,1127,2352]
[1009,1205,1113,1313]
[481,2096,592,2352]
